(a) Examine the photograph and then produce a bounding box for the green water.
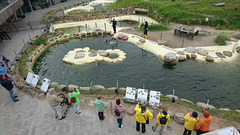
[33,36,240,109]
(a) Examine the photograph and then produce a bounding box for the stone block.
[196,102,215,109]
[126,105,136,116]
[92,85,105,90]
[174,113,185,124]
[38,93,45,99]
[166,95,178,100]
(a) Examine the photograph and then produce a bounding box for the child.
[96,94,105,120]
[152,107,170,135]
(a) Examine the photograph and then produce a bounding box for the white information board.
[137,89,148,103]
[40,78,51,92]
[25,72,34,85]
[30,74,39,88]
[125,87,136,102]
[149,90,161,107]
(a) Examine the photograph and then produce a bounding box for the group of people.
[0,25,11,43]
[45,87,213,135]
[110,18,149,39]
[134,103,212,135]
[0,54,19,102]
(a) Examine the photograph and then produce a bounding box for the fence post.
[104,23,106,30]
[181,39,184,48]
[28,32,31,40]
[22,38,25,45]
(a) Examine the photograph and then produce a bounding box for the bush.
[214,34,229,45]
[140,23,170,31]
[34,35,48,46]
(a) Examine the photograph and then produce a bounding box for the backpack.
[160,114,168,124]
[70,97,76,103]
[114,108,120,116]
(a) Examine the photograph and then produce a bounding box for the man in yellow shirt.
[135,104,153,133]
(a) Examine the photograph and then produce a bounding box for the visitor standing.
[96,94,105,120]
[0,64,9,80]
[142,21,148,39]
[182,111,199,135]
[0,55,11,72]
[196,110,213,134]
[135,103,153,133]
[0,25,11,42]
[110,19,117,34]
[0,73,19,102]
[69,88,81,114]
[152,107,170,134]
[0,64,7,76]
[114,99,126,129]
[46,88,66,120]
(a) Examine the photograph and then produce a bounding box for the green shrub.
[34,35,48,46]
[214,34,229,45]
[140,23,170,31]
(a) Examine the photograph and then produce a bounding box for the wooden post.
[181,39,184,48]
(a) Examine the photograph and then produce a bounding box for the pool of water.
[33,36,240,109]
[117,20,139,27]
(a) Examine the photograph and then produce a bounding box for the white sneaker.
[77,110,82,114]
[119,128,121,130]
[121,125,123,128]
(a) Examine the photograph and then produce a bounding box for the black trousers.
[136,121,146,133]
[196,129,208,135]
[113,26,116,33]
[98,112,104,120]
[144,30,148,35]
[0,32,11,40]
[183,128,192,135]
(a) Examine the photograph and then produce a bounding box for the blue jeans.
[117,118,122,128]
[9,88,16,101]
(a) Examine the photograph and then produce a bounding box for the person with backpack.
[152,107,170,135]
[68,88,81,114]
[96,94,105,120]
[196,110,212,134]
[135,103,153,133]
[182,111,199,135]
[114,99,126,129]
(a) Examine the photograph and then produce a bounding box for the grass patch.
[140,23,170,31]
[214,34,230,45]
[79,89,126,94]
[108,0,240,30]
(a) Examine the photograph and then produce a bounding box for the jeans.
[73,103,80,113]
[136,121,146,133]
[98,112,104,120]
[9,88,16,101]
[117,118,123,128]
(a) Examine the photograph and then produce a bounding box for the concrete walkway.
[0,1,178,135]
[0,89,178,135]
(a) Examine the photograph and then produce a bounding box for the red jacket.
[196,116,213,132]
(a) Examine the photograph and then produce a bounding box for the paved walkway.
[0,1,178,135]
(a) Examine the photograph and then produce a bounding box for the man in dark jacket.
[0,73,19,102]
[110,19,117,34]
